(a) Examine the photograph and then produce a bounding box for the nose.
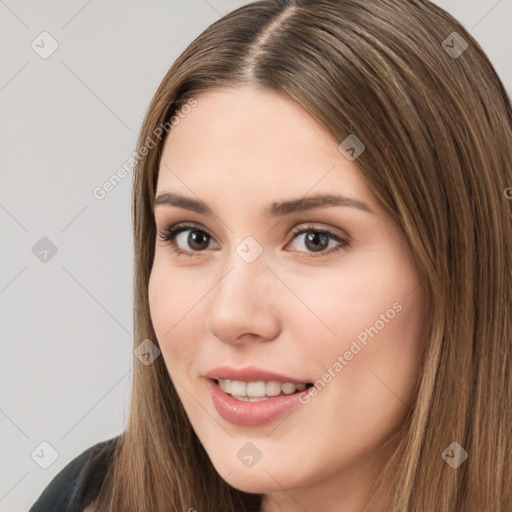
[204,251,281,346]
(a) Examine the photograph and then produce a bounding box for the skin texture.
[148,85,426,512]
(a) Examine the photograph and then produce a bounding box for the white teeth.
[218,379,229,392]
[217,379,308,398]
[230,380,247,396]
[266,381,282,397]
[247,381,267,397]
[281,383,298,395]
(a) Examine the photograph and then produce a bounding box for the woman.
[30,0,512,510]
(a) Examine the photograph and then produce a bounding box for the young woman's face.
[149,85,426,510]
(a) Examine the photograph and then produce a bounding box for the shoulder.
[29,434,121,512]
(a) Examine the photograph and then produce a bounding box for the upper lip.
[205,366,311,385]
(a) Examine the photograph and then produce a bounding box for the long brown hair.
[94,1,512,510]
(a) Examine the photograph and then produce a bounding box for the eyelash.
[157,222,350,259]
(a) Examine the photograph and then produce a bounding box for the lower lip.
[206,378,312,427]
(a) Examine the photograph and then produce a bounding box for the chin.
[209,455,298,494]
[223,473,284,494]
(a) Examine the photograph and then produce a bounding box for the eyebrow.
[154,191,375,216]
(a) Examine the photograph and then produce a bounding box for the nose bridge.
[205,236,280,343]
[217,235,269,303]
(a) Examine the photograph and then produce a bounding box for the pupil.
[306,231,328,252]
[189,231,208,250]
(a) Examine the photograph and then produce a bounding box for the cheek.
[148,268,206,420]
[148,257,188,333]
[148,265,201,374]
[287,254,420,349]
[327,276,425,428]
[148,266,178,357]
[148,266,169,338]
[295,250,424,391]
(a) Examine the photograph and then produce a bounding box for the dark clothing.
[29,436,120,512]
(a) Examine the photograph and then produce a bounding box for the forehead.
[164,86,337,155]
[156,86,379,215]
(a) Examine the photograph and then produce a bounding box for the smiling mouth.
[214,378,314,402]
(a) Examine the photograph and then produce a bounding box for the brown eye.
[157,222,349,259]
[288,225,349,258]
[157,223,217,257]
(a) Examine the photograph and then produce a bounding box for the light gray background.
[1,1,511,511]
